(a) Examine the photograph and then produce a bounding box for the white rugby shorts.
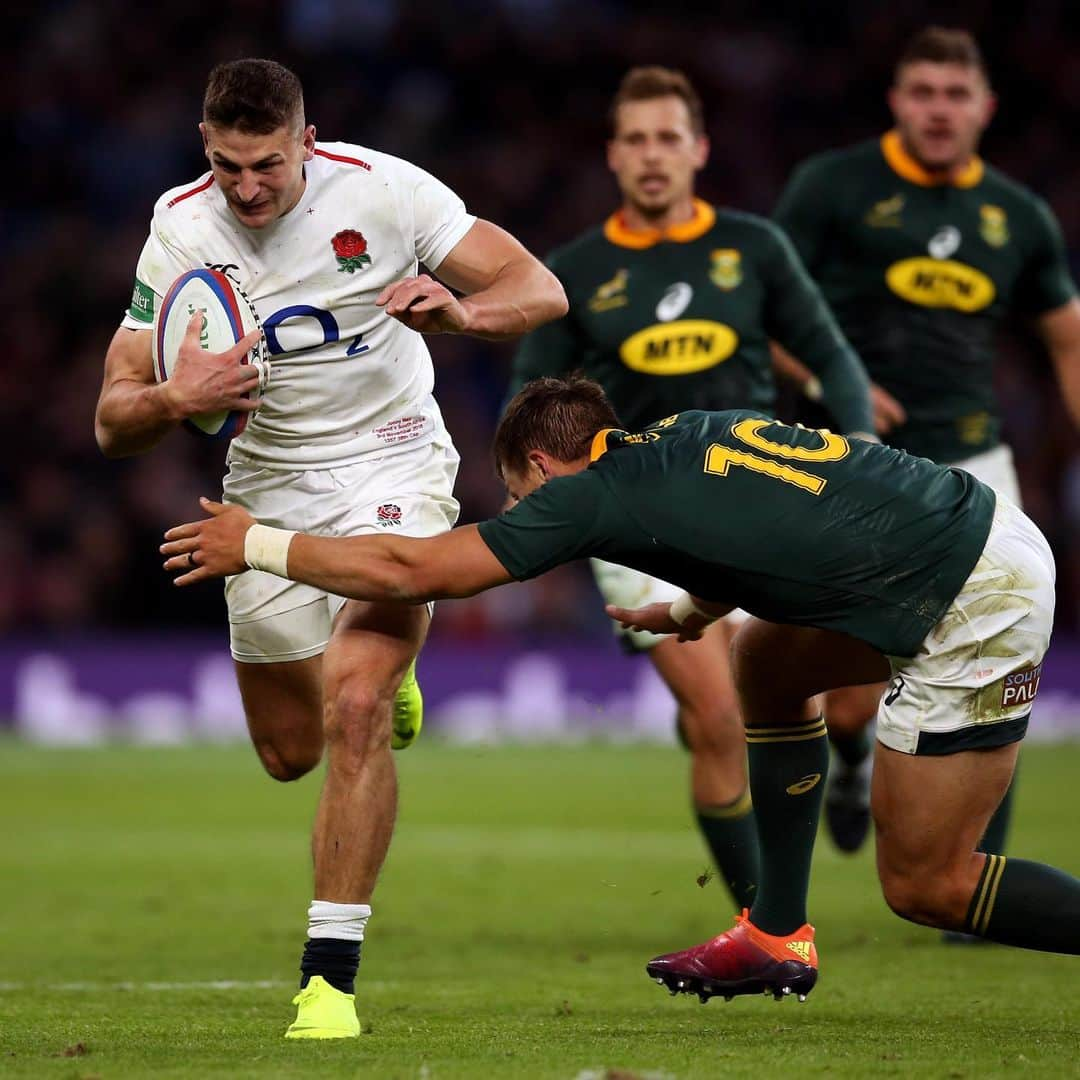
[876,497,1055,755]
[223,432,460,663]
[590,559,748,652]
[951,443,1022,507]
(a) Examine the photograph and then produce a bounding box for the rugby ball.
[152,268,265,438]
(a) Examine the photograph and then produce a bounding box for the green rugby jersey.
[775,131,1077,462]
[510,199,873,434]
[478,411,995,658]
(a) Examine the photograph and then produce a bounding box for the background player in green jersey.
[773,26,1080,865]
[162,376,1080,1004]
[509,67,875,913]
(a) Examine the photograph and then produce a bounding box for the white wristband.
[244,524,296,578]
[670,592,718,627]
[803,376,824,402]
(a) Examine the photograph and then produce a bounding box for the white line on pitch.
[0,979,308,992]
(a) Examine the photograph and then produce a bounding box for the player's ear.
[527,449,551,482]
[301,124,317,161]
[199,122,210,158]
[693,133,710,170]
[605,139,619,173]
[886,86,901,120]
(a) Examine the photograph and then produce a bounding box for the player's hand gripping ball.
[152,268,268,438]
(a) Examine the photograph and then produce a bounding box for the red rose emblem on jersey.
[332,229,372,273]
[376,503,403,526]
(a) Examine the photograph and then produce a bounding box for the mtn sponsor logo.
[885,257,995,313]
[619,319,738,375]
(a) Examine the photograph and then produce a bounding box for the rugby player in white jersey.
[94,58,566,1039]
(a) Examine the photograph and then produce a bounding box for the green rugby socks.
[965,855,1080,953]
[695,791,760,910]
[745,715,829,935]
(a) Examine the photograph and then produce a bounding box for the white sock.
[307,900,371,942]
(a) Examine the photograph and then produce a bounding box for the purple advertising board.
[1,635,1078,744]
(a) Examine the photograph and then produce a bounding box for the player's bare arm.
[1036,297,1080,428]
[162,498,514,601]
[606,595,733,643]
[376,219,567,339]
[95,314,262,457]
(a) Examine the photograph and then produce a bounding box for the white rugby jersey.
[121,141,476,468]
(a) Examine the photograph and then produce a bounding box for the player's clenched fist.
[161,497,255,584]
[161,313,263,420]
[376,274,470,334]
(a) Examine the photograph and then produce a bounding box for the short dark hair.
[610,66,705,137]
[203,59,305,135]
[494,377,621,479]
[895,27,990,84]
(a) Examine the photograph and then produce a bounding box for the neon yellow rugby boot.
[391,658,423,750]
[285,976,360,1040]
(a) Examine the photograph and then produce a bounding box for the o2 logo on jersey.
[261,305,369,357]
[203,264,370,358]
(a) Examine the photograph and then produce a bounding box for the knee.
[879,864,973,928]
[825,693,877,737]
[324,676,393,759]
[254,740,322,783]
[679,701,744,759]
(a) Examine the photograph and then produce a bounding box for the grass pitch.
[1,739,1077,1079]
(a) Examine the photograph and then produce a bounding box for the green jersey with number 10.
[478,411,995,657]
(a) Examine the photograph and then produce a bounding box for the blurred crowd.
[5,1,1080,639]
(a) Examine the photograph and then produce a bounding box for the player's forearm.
[95,380,184,458]
[284,533,449,603]
[458,259,568,340]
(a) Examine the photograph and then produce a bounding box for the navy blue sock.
[300,938,361,995]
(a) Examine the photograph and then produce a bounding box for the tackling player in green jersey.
[509,67,875,913]
[163,376,1080,1005]
[773,26,1080,864]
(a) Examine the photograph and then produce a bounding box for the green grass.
[1,740,1078,1079]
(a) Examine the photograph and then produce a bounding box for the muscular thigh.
[322,599,431,720]
[872,741,1018,879]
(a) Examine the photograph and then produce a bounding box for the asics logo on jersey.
[785,773,822,796]
[656,282,693,321]
[928,226,962,260]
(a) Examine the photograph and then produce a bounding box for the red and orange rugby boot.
[646,910,818,1003]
